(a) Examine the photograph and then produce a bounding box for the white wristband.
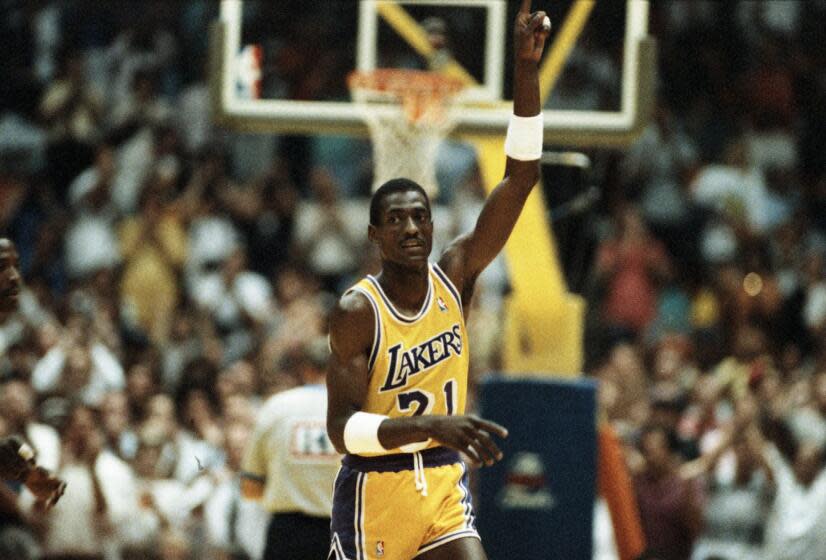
[343,412,389,454]
[504,113,544,161]
[18,443,35,461]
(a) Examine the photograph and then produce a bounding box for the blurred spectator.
[31,322,125,407]
[691,138,773,236]
[42,404,139,559]
[295,168,361,291]
[595,206,672,338]
[191,247,274,334]
[634,424,705,560]
[0,238,21,308]
[109,68,172,133]
[204,421,267,560]
[745,408,826,560]
[684,398,771,560]
[143,385,224,486]
[240,337,339,560]
[258,264,327,379]
[63,144,121,281]
[119,177,188,343]
[121,418,214,559]
[0,379,60,472]
[247,167,300,278]
[39,48,103,202]
[99,390,138,461]
[788,368,826,450]
[711,324,770,401]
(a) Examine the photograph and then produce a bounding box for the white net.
[349,69,464,198]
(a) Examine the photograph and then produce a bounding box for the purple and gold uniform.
[330,263,478,560]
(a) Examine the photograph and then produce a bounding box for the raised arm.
[326,292,508,466]
[439,0,550,296]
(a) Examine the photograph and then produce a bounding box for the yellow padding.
[375,2,478,86]
[466,134,583,376]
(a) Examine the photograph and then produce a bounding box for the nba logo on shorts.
[437,297,448,312]
[375,541,385,557]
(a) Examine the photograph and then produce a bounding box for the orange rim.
[348,69,465,124]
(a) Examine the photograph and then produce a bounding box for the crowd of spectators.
[589,3,826,560]
[1,1,825,560]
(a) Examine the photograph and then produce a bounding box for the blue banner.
[477,376,597,560]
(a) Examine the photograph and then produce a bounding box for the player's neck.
[376,261,429,312]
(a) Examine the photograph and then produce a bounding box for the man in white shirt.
[742,400,826,560]
[761,442,826,560]
[205,422,268,560]
[241,338,340,560]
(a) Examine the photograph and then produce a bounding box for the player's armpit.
[436,234,475,309]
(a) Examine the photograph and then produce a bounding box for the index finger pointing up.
[519,0,532,15]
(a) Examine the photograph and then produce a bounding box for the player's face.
[370,190,433,268]
[0,239,21,315]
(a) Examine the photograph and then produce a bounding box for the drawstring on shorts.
[413,451,428,497]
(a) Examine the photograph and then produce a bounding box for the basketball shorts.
[329,447,479,560]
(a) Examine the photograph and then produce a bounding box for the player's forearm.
[377,416,433,450]
[513,59,540,117]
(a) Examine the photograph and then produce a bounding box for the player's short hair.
[369,178,431,225]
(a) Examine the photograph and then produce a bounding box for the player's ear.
[367,224,377,243]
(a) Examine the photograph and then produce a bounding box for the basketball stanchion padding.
[477,377,597,560]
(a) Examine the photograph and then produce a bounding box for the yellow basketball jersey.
[346,263,469,454]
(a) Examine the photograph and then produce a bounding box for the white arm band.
[18,443,35,461]
[504,113,544,161]
[343,412,389,454]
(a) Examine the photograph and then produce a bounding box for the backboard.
[210,0,655,146]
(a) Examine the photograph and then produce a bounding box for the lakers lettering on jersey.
[345,263,469,455]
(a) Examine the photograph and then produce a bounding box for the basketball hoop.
[348,69,465,197]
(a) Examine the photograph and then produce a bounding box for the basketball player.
[0,238,66,508]
[326,2,550,559]
[0,238,22,322]
[0,436,65,509]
